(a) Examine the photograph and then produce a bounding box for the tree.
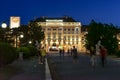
[18,25,30,46]
[29,20,45,45]
[85,20,118,55]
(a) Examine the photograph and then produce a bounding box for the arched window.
[75,27,80,34]
[75,27,79,31]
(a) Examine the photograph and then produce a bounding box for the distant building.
[34,16,86,52]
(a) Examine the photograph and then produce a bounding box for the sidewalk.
[9,57,45,80]
[48,54,120,80]
[0,56,53,80]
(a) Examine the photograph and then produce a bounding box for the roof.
[34,16,77,22]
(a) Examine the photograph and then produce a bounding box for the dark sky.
[0,0,120,26]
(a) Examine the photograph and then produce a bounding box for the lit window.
[68,36,70,40]
[76,41,78,44]
[64,36,66,40]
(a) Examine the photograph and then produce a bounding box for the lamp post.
[18,33,24,47]
[19,34,24,61]
[15,32,24,48]
[1,22,7,42]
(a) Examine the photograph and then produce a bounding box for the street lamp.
[20,34,24,38]
[1,22,7,42]
[29,40,32,44]
[15,33,24,48]
[1,22,7,28]
[18,34,24,47]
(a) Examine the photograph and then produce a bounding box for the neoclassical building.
[35,16,86,52]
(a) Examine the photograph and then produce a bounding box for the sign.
[10,16,20,29]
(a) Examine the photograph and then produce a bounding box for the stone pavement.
[48,53,120,80]
[9,57,45,80]
[1,53,120,80]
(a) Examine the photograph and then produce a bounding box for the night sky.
[0,0,120,26]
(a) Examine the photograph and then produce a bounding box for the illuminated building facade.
[35,16,85,52]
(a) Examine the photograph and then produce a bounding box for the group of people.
[59,45,107,67]
[59,46,79,63]
[90,45,107,67]
[35,39,107,67]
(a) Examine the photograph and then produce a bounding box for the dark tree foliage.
[85,20,118,55]
[29,21,45,44]
[18,22,45,46]
[18,25,30,46]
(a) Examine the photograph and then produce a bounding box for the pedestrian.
[35,42,43,64]
[67,49,70,56]
[38,49,43,64]
[90,46,96,67]
[70,48,73,56]
[100,46,107,67]
[59,49,62,58]
[62,48,65,59]
[72,46,78,63]
[40,47,46,64]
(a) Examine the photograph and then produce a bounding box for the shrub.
[27,46,38,56]
[16,47,30,59]
[0,42,17,67]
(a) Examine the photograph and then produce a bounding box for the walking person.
[62,48,65,59]
[59,49,62,58]
[35,41,43,64]
[70,48,73,56]
[40,47,46,64]
[72,46,78,63]
[38,48,43,64]
[90,46,96,67]
[67,49,70,56]
[100,46,107,67]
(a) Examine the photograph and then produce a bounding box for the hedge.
[0,42,17,67]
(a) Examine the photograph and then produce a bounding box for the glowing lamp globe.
[1,23,7,28]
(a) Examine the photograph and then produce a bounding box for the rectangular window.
[53,28,56,30]
[63,31,66,34]
[64,36,66,40]
[47,28,51,30]
[68,28,70,31]
[72,28,74,31]
[68,32,70,34]
[68,36,70,40]
[76,41,78,44]
[64,28,66,31]
[58,28,62,31]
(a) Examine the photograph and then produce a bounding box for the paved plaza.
[1,53,120,80]
[48,53,120,80]
[9,57,45,80]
